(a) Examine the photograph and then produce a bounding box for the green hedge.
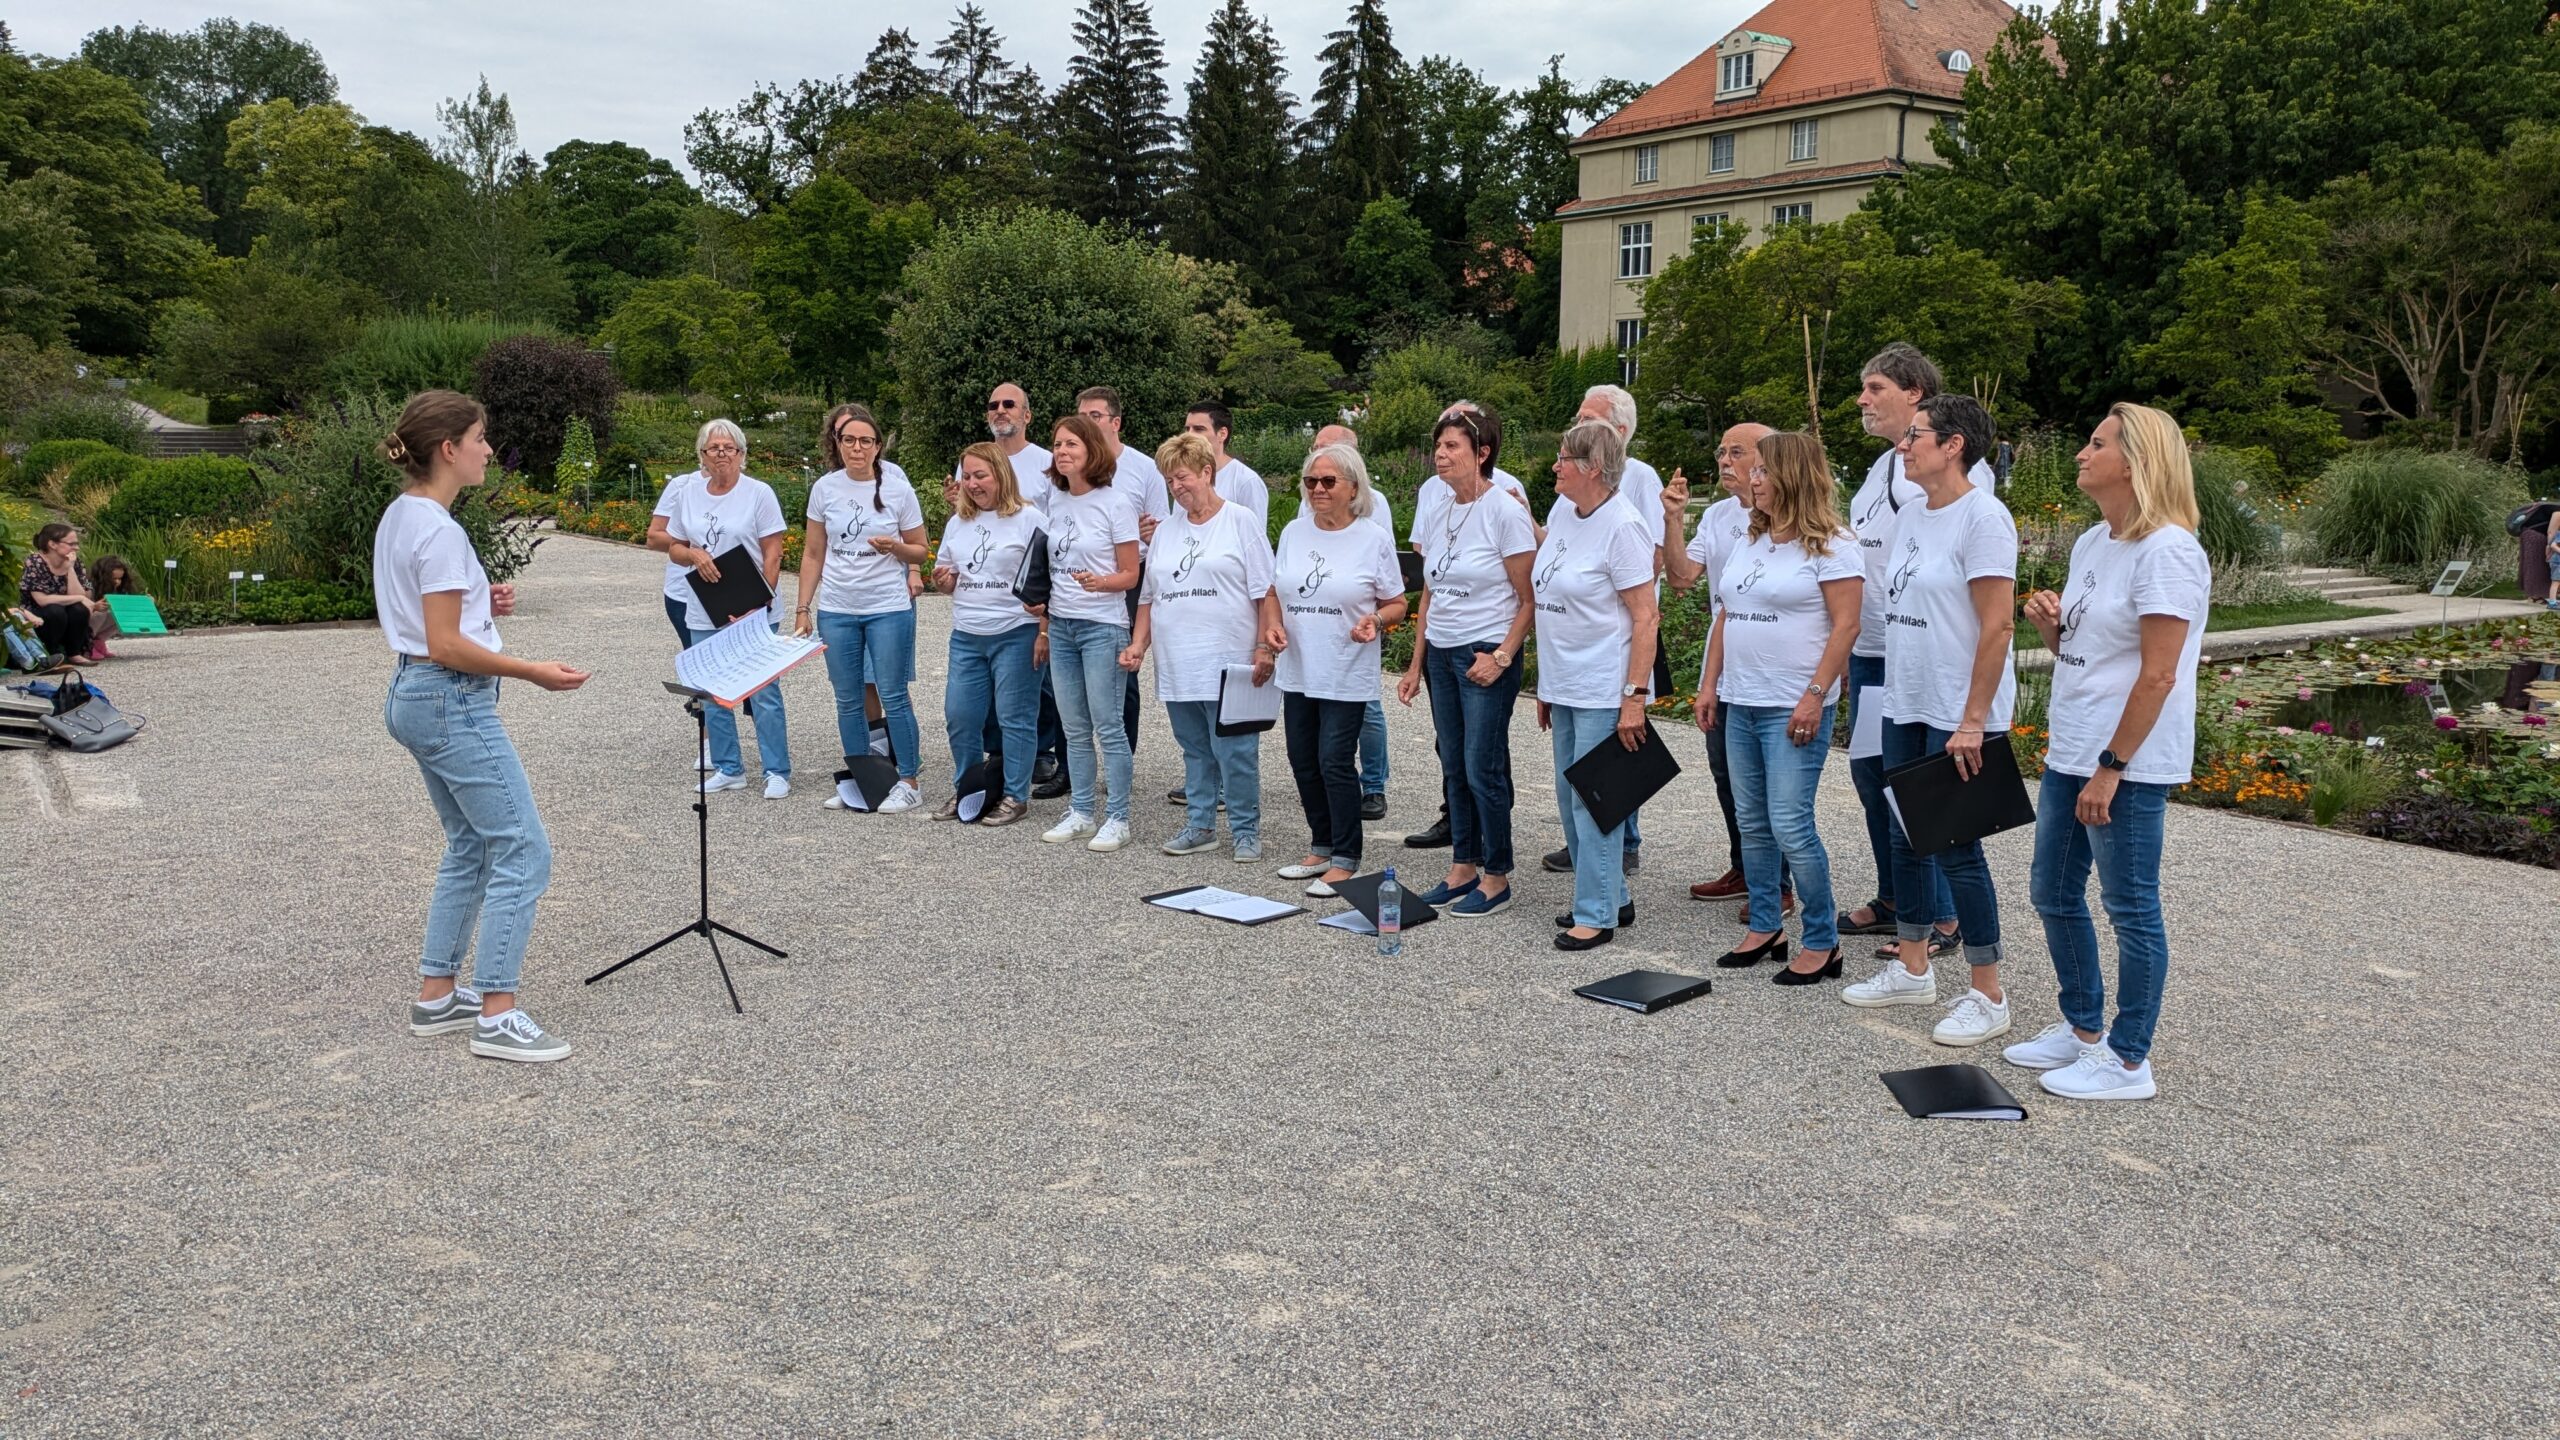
[96,455,265,533]
[161,578,373,629]
[62,450,151,497]
[14,438,123,494]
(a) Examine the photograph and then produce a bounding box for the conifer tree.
[1050,0,1178,233]
[1173,0,1299,302]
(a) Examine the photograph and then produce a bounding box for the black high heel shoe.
[1771,949,1845,986]
[1715,934,1788,969]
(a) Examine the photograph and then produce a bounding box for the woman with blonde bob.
[1697,430,1863,982]
[930,442,1045,825]
[2005,403,2209,1102]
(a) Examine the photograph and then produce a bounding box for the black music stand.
[587,681,783,1012]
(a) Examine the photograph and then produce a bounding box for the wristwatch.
[2098,748,2130,772]
[1621,683,1645,699]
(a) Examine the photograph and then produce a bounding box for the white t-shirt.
[1272,515,1403,701]
[1713,530,1861,708]
[1291,491,1398,544]
[1112,446,1170,537]
[1414,468,1531,543]
[651,470,704,602]
[808,470,926,616]
[1044,485,1144,625]
[1849,449,1996,658]
[1213,457,1269,532]
[1141,500,1274,702]
[1531,494,1657,710]
[1417,489,1538,648]
[374,493,497,657]
[958,443,1052,516]
[935,506,1044,637]
[1618,455,1668,553]
[2047,523,2212,784]
[1686,493,1755,609]
[1881,485,2018,732]
[661,476,786,632]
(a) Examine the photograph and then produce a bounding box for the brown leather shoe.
[981,796,1030,827]
[1689,868,1745,900]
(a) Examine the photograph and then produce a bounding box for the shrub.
[2307,744,2397,828]
[96,456,266,533]
[2191,448,2278,568]
[2000,428,2091,524]
[473,334,618,481]
[2305,449,2526,569]
[162,578,375,629]
[547,415,598,495]
[63,450,151,497]
[597,274,791,408]
[2363,793,2560,869]
[329,314,551,398]
[13,438,122,494]
[15,388,149,452]
[264,396,547,589]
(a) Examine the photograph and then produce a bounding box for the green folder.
[106,593,169,635]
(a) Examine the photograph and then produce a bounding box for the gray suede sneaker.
[408,987,482,1037]
[469,1008,573,1063]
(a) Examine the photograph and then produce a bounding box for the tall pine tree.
[1173,0,1299,303]
[1050,0,1177,234]
[931,5,1009,120]
[1293,0,1410,349]
[853,29,935,111]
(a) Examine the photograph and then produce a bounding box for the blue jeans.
[1850,653,1951,926]
[2031,768,2172,1065]
[1724,703,1837,951]
[947,625,1039,803]
[1550,705,1633,929]
[817,608,919,779]
[685,623,792,778]
[1359,698,1389,795]
[1049,616,1132,821]
[662,594,691,646]
[1165,699,1262,844]
[383,661,551,995]
[1422,640,1519,875]
[1881,719,2005,965]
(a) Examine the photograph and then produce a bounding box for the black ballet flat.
[1554,902,1636,930]
[1771,949,1845,986]
[1553,927,1615,952]
[1715,935,1789,970]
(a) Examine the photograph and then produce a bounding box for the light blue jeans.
[1359,698,1389,795]
[817,607,919,779]
[945,625,1040,803]
[1882,720,2005,965]
[2031,768,2173,1065]
[1165,699,1261,845]
[1723,703,1838,951]
[1549,704,1633,930]
[383,660,551,994]
[686,623,791,778]
[1049,616,1133,822]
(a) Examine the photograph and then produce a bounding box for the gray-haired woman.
[646,418,793,797]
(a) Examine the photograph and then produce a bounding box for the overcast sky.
[26,1,1792,176]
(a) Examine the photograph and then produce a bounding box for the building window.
[1789,119,1819,162]
[1944,49,1974,74]
[1772,202,1813,227]
[1936,115,1966,154]
[1617,221,1654,279]
[1615,319,1647,384]
[1633,145,1659,185]
[1692,213,1731,242]
[1719,52,1754,93]
[1710,134,1735,173]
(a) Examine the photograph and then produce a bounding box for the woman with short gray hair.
[647,417,793,797]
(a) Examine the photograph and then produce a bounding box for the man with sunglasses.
[962,382,1067,794]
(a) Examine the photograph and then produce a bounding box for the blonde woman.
[930,442,1045,825]
[2005,403,2210,1101]
[1697,431,1861,983]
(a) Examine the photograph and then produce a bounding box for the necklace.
[1439,485,1478,551]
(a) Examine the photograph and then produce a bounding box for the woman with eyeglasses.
[1269,443,1406,897]
[794,404,932,813]
[930,442,1045,826]
[648,418,793,798]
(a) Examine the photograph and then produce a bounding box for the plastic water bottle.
[1377,866,1403,957]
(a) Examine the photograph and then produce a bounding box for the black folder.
[953,757,999,823]
[830,755,900,811]
[1011,529,1051,609]
[1573,969,1712,1014]
[1398,550,1426,594]
[1880,1064,2028,1121]
[1881,732,2037,856]
[1327,870,1438,931]
[683,544,774,626]
[1562,722,1681,835]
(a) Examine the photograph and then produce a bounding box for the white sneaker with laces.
[877,780,922,814]
[2003,1021,2101,1070]
[698,770,748,794]
[1842,960,1936,1008]
[1087,818,1132,852]
[1043,811,1097,843]
[2040,1042,2157,1101]
[1932,988,2012,1047]
[762,773,791,800]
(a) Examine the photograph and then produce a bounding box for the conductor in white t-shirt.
[648,418,793,799]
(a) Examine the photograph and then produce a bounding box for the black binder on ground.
[683,544,774,626]
[1328,870,1439,931]
[1398,550,1426,594]
[1011,530,1051,609]
[952,757,999,822]
[1573,969,1712,1014]
[1881,732,2037,857]
[1562,722,1681,835]
[830,755,900,811]
[1880,1064,2029,1121]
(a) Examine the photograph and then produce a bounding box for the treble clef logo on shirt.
[1731,557,1768,595]
[1295,551,1333,598]
[2060,576,2094,644]
[1050,515,1080,564]
[966,526,994,574]
[1535,542,1568,590]
[1886,539,1923,605]
[1428,543,1458,583]
[1169,536,1205,583]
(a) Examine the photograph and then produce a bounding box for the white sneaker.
[1087,818,1132,852]
[1842,960,1937,1008]
[762,773,791,800]
[1932,988,2012,1047]
[876,780,922,814]
[2040,1042,2157,1101]
[1043,811,1097,843]
[2003,1021,2101,1070]
[698,770,747,794]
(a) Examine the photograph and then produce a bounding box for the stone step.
[2317,582,2418,600]
[2281,566,2363,582]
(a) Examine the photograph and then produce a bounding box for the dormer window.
[1716,29,1791,100]
[1720,53,1754,93]
[1942,48,1974,74]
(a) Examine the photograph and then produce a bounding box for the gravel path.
[6,535,2552,1437]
